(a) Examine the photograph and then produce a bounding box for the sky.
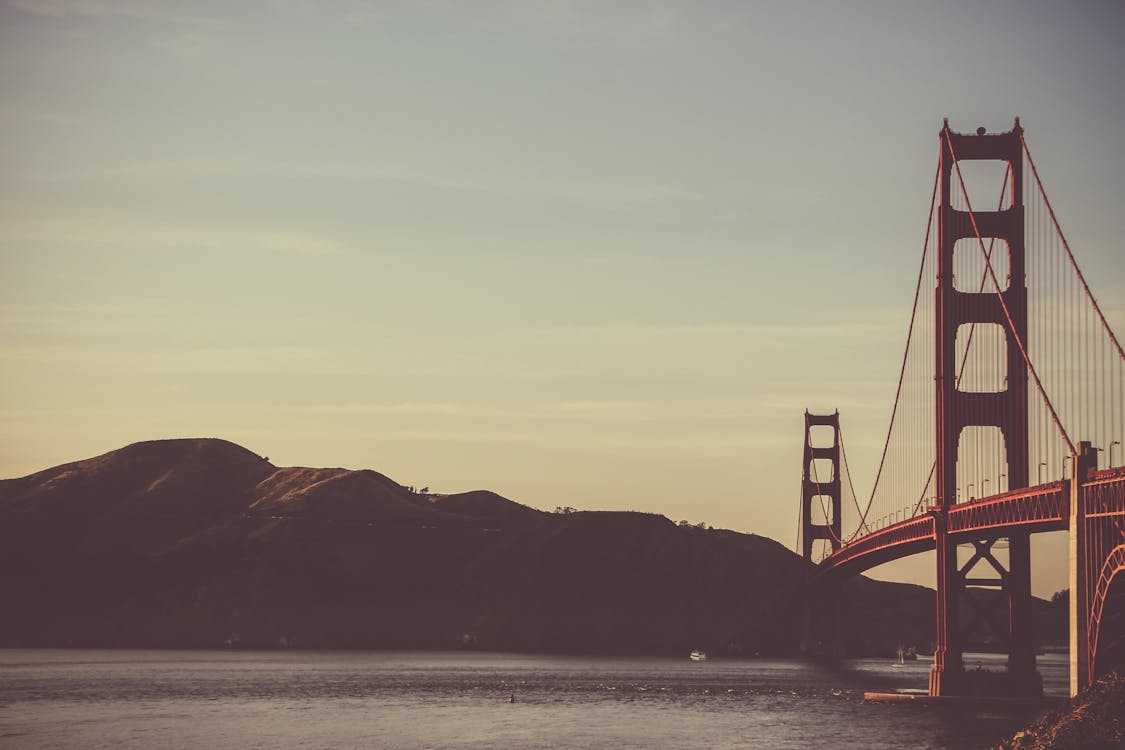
[2,0,1124,597]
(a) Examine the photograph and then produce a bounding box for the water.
[0,650,1067,749]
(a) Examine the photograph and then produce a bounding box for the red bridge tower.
[801,410,842,561]
[930,119,1037,696]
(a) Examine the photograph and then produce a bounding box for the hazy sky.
[2,0,1124,596]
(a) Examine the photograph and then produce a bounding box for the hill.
[0,438,1005,653]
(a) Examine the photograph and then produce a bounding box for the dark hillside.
[0,438,987,654]
[429,489,545,527]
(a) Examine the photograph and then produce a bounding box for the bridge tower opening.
[930,119,1038,697]
[801,410,842,561]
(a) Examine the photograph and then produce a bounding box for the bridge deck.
[818,478,1079,580]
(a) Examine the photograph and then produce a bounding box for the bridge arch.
[1089,544,1125,680]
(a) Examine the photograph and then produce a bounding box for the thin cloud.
[535,319,905,343]
[264,398,777,424]
[23,156,789,212]
[564,255,659,268]
[0,343,592,383]
[250,425,789,457]
[4,0,227,26]
[0,218,347,259]
[145,32,218,57]
[0,301,174,339]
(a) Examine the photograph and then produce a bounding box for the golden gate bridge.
[797,119,1124,698]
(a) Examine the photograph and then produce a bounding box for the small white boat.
[689,650,708,661]
[891,645,915,667]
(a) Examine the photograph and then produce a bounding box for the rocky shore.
[993,672,1124,750]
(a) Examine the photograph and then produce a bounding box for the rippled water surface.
[0,649,1066,749]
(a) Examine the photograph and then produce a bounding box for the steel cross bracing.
[799,119,1125,698]
[815,478,1098,578]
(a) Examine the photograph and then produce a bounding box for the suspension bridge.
[798,119,1125,698]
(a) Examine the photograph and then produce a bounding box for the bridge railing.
[947,481,1068,537]
[819,470,1122,578]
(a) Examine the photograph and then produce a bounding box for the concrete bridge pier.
[1069,441,1097,697]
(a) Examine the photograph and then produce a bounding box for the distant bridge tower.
[801,411,842,560]
[930,119,1037,696]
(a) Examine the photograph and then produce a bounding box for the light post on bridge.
[967,482,975,501]
[983,478,990,496]
[1111,440,1120,469]
[1039,462,1047,484]
[1000,473,1006,492]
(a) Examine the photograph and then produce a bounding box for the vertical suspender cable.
[1023,137,1125,436]
[852,160,941,535]
[945,125,1077,456]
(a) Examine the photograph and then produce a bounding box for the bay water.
[0,649,1067,749]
